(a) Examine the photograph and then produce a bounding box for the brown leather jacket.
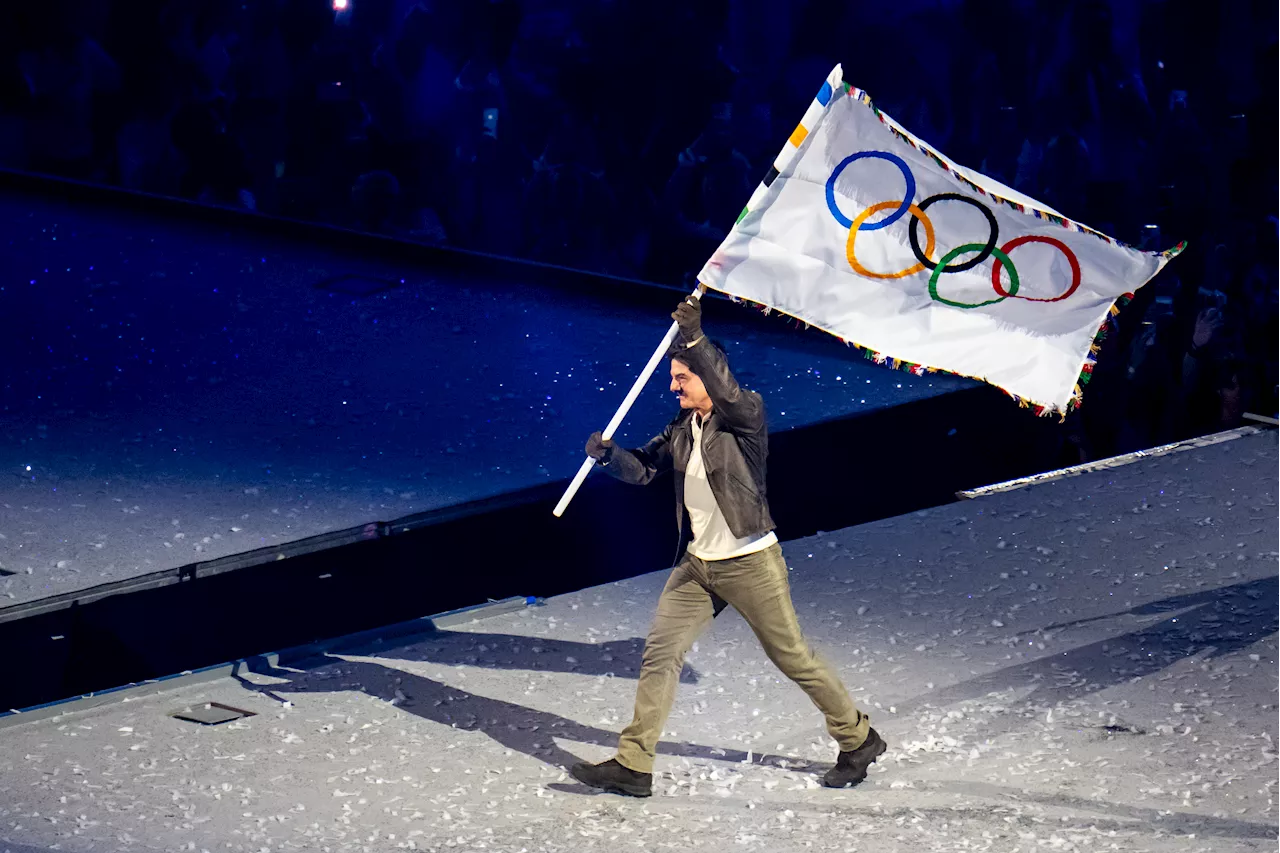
[598,336,775,543]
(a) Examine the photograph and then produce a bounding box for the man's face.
[669,358,711,411]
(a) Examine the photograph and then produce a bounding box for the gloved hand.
[672,297,703,344]
[585,431,615,462]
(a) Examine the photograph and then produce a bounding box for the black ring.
[908,193,999,273]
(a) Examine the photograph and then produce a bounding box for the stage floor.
[0,431,1273,853]
[0,187,969,605]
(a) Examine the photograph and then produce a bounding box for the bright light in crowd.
[332,0,349,10]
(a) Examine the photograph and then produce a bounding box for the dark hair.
[667,338,730,370]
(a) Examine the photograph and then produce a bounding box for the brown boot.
[570,758,653,797]
[822,728,887,788]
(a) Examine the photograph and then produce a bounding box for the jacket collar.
[676,408,718,433]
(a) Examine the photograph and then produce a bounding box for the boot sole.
[821,736,887,789]
[569,765,653,798]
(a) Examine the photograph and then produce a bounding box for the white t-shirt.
[684,413,777,561]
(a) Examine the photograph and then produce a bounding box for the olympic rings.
[991,235,1081,302]
[908,193,999,274]
[847,201,935,279]
[826,151,915,231]
[825,152,1083,309]
[929,244,1019,308]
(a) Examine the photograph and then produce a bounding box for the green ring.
[928,244,1019,309]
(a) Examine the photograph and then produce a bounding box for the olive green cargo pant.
[615,542,869,774]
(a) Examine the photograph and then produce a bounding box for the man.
[570,297,885,797]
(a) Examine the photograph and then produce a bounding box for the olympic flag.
[698,65,1183,415]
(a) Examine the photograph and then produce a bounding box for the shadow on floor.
[367,630,702,684]
[247,630,829,778]
[896,575,1278,716]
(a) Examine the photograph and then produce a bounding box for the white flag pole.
[552,285,705,518]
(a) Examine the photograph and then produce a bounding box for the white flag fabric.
[698,64,1183,415]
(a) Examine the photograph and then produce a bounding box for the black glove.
[672,298,703,344]
[585,431,615,462]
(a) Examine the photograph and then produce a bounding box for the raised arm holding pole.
[552,285,705,518]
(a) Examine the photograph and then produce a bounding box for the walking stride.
[570,297,886,797]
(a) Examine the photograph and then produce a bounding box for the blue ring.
[825,151,915,231]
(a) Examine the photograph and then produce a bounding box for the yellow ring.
[846,201,936,279]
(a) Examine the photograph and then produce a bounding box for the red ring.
[991,235,1082,302]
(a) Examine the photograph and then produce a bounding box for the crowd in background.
[1,0,1275,457]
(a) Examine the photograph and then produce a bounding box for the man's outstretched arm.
[586,421,675,486]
